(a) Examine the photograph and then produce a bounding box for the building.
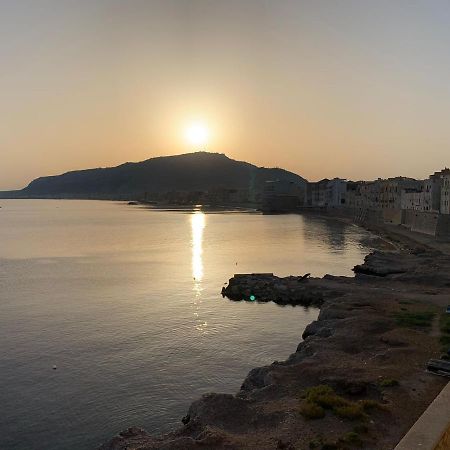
[378,177,422,210]
[307,178,347,207]
[423,168,450,212]
[262,180,305,213]
[306,179,328,207]
[326,178,347,206]
[401,188,424,211]
[359,181,381,209]
[441,173,450,214]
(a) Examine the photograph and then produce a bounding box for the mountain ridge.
[0,152,307,200]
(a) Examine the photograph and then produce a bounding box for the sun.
[185,122,209,148]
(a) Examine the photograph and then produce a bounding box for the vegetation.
[299,402,326,419]
[334,404,365,420]
[378,378,399,388]
[440,313,450,353]
[440,313,450,334]
[321,443,339,450]
[308,429,367,449]
[304,385,348,408]
[340,431,363,446]
[394,311,435,329]
[300,384,385,425]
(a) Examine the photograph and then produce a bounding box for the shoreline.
[100,218,450,450]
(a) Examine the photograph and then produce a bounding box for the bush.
[304,385,350,409]
[301,384,385,423]
[341,431,363,445]
[394,311,435,328]
[358,399,383,410]
[379,378,399,388]
[300,402,326,419]
[440,314,450,334]
[333,403,365,420]
[321,443,339,450]
[304,385,334,402]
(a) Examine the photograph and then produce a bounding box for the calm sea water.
[0,200,375,450]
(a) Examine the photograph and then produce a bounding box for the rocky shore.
[100,225,450,450]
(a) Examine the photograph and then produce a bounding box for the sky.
[2,0,450,189]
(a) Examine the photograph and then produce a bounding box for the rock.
[240,366,271,391]
[302,321,332,339]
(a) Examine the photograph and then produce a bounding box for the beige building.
[378,177,422,210]
[441,173,450,214]
[401,188,424,211]
[358,181,381,209]
[424,168,450,212]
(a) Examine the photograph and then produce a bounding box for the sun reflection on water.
[191,211,205,282]
[191,211,207,333]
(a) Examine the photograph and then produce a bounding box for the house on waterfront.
[378,177,422,210]
[423,168,450,212]
[401,187,424,211]
[439,170,450,214]
[307,178,347,207]
[262,179,305,213]
[274,167,450,239]
[399,168,450,215]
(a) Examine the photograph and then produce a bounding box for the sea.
[0,200,376,450]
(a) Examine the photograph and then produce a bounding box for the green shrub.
[304,385,334,402]
[333,403,365,420]
[379,378,399,388]
[301,384,385,424]
[440,314,450,334]
[358,399,383,410]
[341,431,363,445]
[394,311,435,328]
[321,443,338,450]
[304,385,349,409]
[300,402,326,419]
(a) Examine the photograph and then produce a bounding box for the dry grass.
[300,385,385,423]
[299,402,326,420]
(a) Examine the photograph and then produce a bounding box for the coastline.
[100,218,450,450]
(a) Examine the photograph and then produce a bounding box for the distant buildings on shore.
[262,168,450,238]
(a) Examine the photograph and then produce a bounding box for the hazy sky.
[2,0,450,189]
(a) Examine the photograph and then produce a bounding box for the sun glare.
[185,122,209,148]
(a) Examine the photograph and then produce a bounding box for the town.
[263,168,450,239]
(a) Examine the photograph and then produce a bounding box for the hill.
[0,152,307,201]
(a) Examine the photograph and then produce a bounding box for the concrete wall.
[436,214,450,241]
[402,210,439,236]
[383,208,403,225]
[394,382,450,450]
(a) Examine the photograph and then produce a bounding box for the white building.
[326,178,347,207]
[401,188,424,211]
[423,168,450,212]
[441,173,450,214]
